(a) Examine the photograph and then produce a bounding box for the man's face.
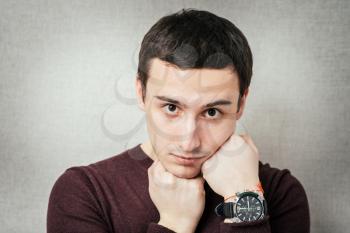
[136,58,247,179]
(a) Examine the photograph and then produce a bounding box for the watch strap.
[223,202,234,218]
[215,202,235,218]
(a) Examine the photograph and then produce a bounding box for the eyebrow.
[154,95,232,108]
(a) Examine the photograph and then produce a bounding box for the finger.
[154,163,176,188]
[220,134,246,156]
[154,159,167,174]
[149,161,163,183]
[192,176,206,192]
[148,159,162,179]
[147,162,155,180]
[240,134,259,156]
[151,160,175,183]
[226,134,245,149]
[201,155,217,176]
[201,158,211,174]
[197,176,205,184]
[232,134,246,147]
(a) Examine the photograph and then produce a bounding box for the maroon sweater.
[47,143,310,233]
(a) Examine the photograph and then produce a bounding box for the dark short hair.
[137,8,253,112]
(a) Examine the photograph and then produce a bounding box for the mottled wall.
[0,0,349,232]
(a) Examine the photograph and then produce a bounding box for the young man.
[47,9,310,233]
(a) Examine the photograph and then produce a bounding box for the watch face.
[235,194,263,222]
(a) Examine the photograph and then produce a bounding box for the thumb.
[201,155,217,176]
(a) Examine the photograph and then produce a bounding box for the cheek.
[145,111,175,155]
[146,109,169,134]
[201,118,236,149]
[147,109,184,139]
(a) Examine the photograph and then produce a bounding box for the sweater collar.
[127,143,154,169]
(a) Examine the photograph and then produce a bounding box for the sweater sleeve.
[47,168,176,233]
[47,168,109,233]
[219,169,310,233]
[147,222,176,233]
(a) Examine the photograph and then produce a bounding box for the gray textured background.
[0,0,349,232]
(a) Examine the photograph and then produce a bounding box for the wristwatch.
[215,191,268,223]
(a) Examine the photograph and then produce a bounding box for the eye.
[163,104,179,115]
[204,108,222,119]
[161,104,222,119]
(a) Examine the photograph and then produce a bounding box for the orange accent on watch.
[256,181,264,194]
[224,181,264,202]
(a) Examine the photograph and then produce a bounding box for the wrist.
[224,190,264,203]
[158,218,195,233]
[222,189,267,224]
[223,181,264,201]
[224,218,236,223]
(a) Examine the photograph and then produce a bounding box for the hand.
[201,134,261,199]
[148,159,205,233]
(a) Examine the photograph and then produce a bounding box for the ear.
[135,78,145,111]
[236,88,249,121]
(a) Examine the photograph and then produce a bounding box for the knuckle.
[192,180,204,190]
[156,173,176,188]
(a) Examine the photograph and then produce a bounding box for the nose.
[179,114,201,153]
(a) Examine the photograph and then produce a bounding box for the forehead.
[147,58,239,100]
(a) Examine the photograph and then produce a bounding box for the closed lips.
[172,154,203,159]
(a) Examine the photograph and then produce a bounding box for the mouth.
[171,153,204,166]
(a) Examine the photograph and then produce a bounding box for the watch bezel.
[235,191,264,222]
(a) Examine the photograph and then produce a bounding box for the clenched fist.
[201,134,262,200]
[148,159,205,233]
